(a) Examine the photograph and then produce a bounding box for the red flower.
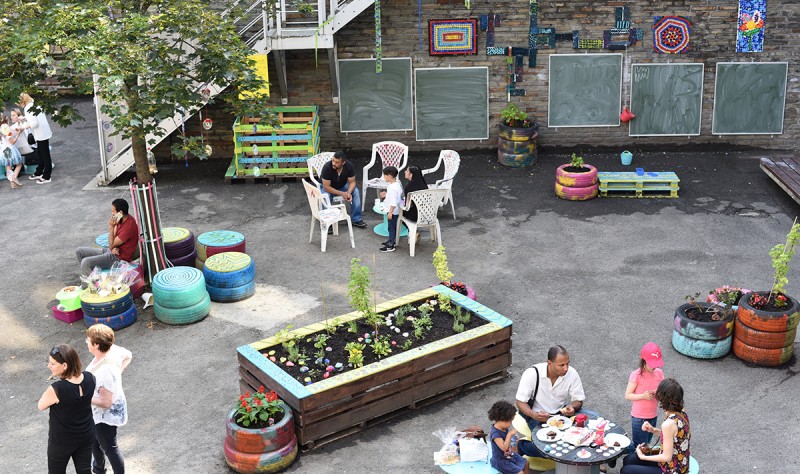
[255,398,262,406]
[265,391,278,402]
[258,385,265,393]
[244,391,250,398]
[241,400,248,408]
[246,406,252,412]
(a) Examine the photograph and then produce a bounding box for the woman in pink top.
[624,342,665,454]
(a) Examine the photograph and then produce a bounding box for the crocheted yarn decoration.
[429,19,478,55]
[653,16,691,54]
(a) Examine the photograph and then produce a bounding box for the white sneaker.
[28,174,42,180]
[36,178,52,184]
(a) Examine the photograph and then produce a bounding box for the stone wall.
[160,0,799,160]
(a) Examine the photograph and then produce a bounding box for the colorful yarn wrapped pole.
[129,178,169,282]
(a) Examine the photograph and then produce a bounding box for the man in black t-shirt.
[319,150,367,227]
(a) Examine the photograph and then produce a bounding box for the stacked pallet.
[598,171,680,198]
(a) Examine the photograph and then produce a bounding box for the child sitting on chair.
[488,401,530,474]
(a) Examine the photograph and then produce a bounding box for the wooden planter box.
[237,286,513,450]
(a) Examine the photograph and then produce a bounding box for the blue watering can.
[621,150,633,166]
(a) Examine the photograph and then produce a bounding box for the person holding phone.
[75,199,140,276]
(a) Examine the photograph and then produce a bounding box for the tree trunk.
[132,134,151,185]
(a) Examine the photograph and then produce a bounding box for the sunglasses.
[50,347,64,362]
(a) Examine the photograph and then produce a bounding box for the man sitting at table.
[319,150,367,228]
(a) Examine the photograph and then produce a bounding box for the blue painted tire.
[674,303,734,341]
[81,290,134,318]
[152,267,207,309]
[169,249,198,268]
[83,304,137,330]
[672,330,732,359]
[154,292,211,325]
[208,280,256,303]
[204,253,255,288]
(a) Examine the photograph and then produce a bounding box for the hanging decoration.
[417,0,423,51]
[252,144,259,155]
[201,87,211,102]
[653,16,691,54]
[572,6,643,50]
[429,19,478,55]
[203,118,213,130]
[465,0,471,9]
[737,0,766,52]
[374,0,382,73]
[205,145,213,155]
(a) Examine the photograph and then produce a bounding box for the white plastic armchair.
[362,141,409,208]
[422,150,460,219]
[302,179,354,252]
[306,152,343,203]
[397,188,449,257]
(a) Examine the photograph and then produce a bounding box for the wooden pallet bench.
[760,156,800,205]
[598,171,680,198]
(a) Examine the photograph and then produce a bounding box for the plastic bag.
[459,438,489,463]
[433,427,464,465]
[80,262,138,296]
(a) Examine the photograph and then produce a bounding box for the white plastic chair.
[362,141,409,208]
[397,189,448,257]
[306,152,344,203]
[302,179,354,252]
[422,150,460,219]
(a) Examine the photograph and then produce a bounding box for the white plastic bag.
[459,437,489,463]
[433,427,463,465]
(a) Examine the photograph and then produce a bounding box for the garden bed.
[236,286,513,450]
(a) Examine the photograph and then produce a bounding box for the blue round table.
[371,202,408,238]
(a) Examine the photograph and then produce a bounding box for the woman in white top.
[18,93,54,183]
[86,324,132,474]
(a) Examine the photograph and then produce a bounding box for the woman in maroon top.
[38,344,96,474]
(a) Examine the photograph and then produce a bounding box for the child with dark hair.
[379,165,401,253]
[487,401,530,474]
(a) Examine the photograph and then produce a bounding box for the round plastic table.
[371,202,408,238]
[530,416,628,474]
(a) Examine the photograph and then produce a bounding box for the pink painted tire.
[555,182,599,201]
[556,164,598,188]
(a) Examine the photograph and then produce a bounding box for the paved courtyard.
[1,98,798,473]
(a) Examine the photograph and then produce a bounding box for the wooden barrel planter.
[733,292,800,366]
[237,286,512,450]
[224,402,298,474]
[498,123,539,168]
[671,303,733,359]
[554,164,599,201]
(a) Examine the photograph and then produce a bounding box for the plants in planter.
[555,152,599,201]
[433,245,476,300]
[672,292,735,360]
[498,103,539,167]
[734,221,800,366]
[223,386,298,474]
[707,286,751,309]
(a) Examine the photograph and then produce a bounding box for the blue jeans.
[322,184,362,222]
[387,213,398,246]
[518,408,601,459]
[629,416,657,454]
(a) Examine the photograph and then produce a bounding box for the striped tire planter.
[554,182,599,201]
[225,403,295,454]
[152,267,208,309]
[83,304,138,331]
[196,230,246,261]
[673,303,734,341]
[204,253,255,288]
[154,292,211,325]
[734,318,798,350]
[208,280,256,303]
[169,249,198,268]
[80,289,134,318]
[556,164,599,188]
[732,336,793,367]
[736,292,800,333]
[671,330,732,360]
[223,438,297,474]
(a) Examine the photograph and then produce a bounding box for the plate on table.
[536,427,563,442]
[546,415,572,430]
[604,433,631,449]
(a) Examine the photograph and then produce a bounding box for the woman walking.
[18,92,54,184]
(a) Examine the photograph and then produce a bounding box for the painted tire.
[83,304,137,331]
[129,278,146,300]
[204,252,255,288]
[80,289,134,318]
[153,292,211,325]
[671,330,732,359]
[497,125,539,168]
[168,249,198,268]
[554,182,599,201]
[737,292,800,333]
[734,318,797,350]
[196,230,246,260]
[95,233,109,248]
[195,258,206,270]
[673,303,734,341]
[732,336,793,367]
[163,227,192,244]
[466,286,476,301]
[152,267,208,309]
[225,404,295,454]
[165,230,196,258]
[165,239,197,258]
[556,164,599,188]
[208,280,256,303]
[223,437,297,474]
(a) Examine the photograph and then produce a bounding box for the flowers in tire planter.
[746,220,800,310]
[555,153,598,201]
[707,286,751,308]
[236,386,284,428]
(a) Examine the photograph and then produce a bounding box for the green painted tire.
[153,292,211,325]
[151,267,207,309]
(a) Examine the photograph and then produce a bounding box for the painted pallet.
[760,156,800,206]
[598,171,679,198]
[236,286,513,451]
[224,158,306,184]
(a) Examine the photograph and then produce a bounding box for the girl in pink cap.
[624,342,665,454]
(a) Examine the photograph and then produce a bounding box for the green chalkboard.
[414,67,489,141]
[338,58,413,133]
[629,63,704,136]
[548,54,623,127]
[712,62,788,135]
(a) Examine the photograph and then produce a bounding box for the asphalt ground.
[1,98,798,473]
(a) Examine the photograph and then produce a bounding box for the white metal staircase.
[95,0,374,186]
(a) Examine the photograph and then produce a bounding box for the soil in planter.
[563,166,589,173]
[684,306,728,322]
[234,410,286,430]
[261,299,485,385]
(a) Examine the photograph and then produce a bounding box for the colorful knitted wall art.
[374,0,382,72]
[429,19,478,55]
[737,0,766,52]
[653,16,691,54]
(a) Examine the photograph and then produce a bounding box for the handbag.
[27,131,36,145]
[459,438,489,463]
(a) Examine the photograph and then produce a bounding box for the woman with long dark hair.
[402,165,429,222]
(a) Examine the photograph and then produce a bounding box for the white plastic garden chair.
[422,150,460,219]
[302,179,354,252]
[397,188,449,257]
[306,152,344,203]
[362,141,409,208]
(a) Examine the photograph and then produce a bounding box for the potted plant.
[433,245,476,300]
[223,386,298,474]
[672,292,735,359]
[554,152,599,201]
[707,286,751,311]
[295,1,314,17]
[734,221,800,366]
[497,103,539,168]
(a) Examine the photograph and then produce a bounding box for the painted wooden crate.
[230,106,320,179]
[598,171,680,198]
[236,286,513,450]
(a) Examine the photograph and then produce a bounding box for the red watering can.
[620,107,636,123]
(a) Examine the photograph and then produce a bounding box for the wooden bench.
[760,156,800,205]
[598,171,680,198]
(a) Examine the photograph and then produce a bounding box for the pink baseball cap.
[641,342,664,368]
